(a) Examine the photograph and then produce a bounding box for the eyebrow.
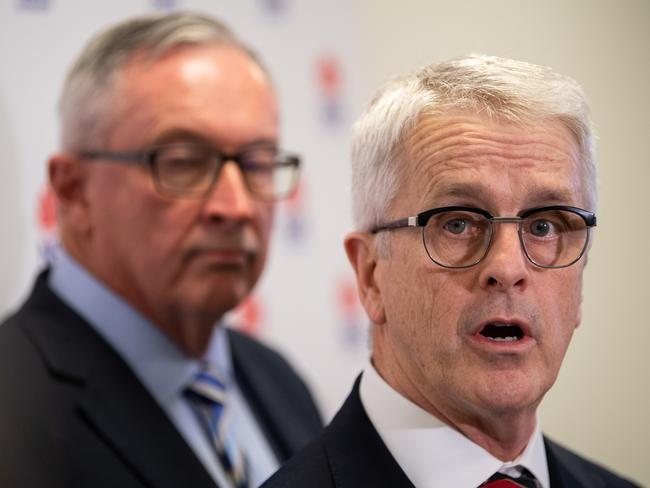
[432,182,578,206]
[151,129,277,151]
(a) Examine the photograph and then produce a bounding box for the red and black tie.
[480,468,540,488]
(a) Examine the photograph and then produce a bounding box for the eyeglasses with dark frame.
[371,205,597,269]
[79,143,301,201]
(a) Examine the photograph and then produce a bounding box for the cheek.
[259,208,274,243]
[551,269,583,324]
[117,195,197,274]
[254,206,275,256]
[390,268,464,347]
[540,269,584,358]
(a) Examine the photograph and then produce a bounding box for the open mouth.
[479,322,525,342]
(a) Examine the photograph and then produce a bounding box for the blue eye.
[530,219,552,237]
[444,218,468,235]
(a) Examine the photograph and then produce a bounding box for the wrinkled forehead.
[394,113,585,210]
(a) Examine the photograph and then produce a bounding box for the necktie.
[185,363,250,488]
[480,467,540,488]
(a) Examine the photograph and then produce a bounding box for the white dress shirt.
[48,246,278,487]
[359,362,550,488]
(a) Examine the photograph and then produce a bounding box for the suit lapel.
[227,329,297,461]
[76,360,216,488]
[324,377,415,488]
[22,273,217,488]
[545,437,606,488]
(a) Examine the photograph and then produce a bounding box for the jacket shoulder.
[227,328,323,459]
[262,435,335,488]
[263,377,414,488]
[545,437,642,487]
[228,328,321,417]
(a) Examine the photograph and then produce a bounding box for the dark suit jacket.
[0,271,323,488]
[262,377,640,488]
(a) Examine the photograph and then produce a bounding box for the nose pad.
[202,161,255,220]
[478,222,529,290]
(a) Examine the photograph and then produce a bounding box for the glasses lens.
[152,144,299,200]
[154,145,214,196]
[521,209,588,267]
[423,210,491,267]
[240,149,300,200]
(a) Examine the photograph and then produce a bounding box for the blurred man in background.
[263,55,639,487]
[0,12,321,488]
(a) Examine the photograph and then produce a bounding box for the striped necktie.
[185,363,250,488]
[480,467,540,488]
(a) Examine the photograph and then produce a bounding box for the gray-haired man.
[0,12,321,488]
[263,55,639,487]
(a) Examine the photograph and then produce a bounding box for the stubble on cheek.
[401,273,462,388]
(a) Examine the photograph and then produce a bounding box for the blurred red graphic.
[338,277,359,315]
[232,295,263,336]
[37,185,57,233]
[318,56,341,97]
[336,274,366,348]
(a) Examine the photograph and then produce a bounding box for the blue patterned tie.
[185,363,250,488]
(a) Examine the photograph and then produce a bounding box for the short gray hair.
[350,54,597,231]
[59,11,264,151]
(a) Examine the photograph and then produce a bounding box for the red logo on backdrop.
[281,179,307,245]
[230,295,264,337]
[319,56,340,97]
[316,55,344,126]
[37,185,57,233]
[37,185,58,263]
[336,274,367,348]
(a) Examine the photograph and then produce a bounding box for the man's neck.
[59,241,218,358]
[451,412,538,461]
[372,354,538,461]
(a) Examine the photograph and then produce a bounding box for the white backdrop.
[1,1,648,486]
[0,0,369,418]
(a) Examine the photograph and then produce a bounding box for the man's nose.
[202,161,255,221]
[477,222,530,291]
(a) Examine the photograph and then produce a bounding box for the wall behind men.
[0,0,647,486]
[356,0,649,485]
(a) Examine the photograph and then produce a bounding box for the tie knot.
[481,467,540,488]
[185,363,229,407]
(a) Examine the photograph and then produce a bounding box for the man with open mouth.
[262,55,639,487]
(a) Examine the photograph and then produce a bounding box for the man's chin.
[189,282,252,317]
[463,367,548,415]
[473,384,546,418]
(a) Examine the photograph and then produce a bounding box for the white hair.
[58,11,265,151]
[350,54,597,231]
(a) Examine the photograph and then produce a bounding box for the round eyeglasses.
[80,143,301,201]
[371,205,597,269]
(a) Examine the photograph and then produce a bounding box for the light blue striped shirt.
[48,246,278,487]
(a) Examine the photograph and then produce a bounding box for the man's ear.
[48,153,92,235]
[344,232,386,325]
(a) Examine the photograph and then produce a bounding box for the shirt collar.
[359,362,550,488]
[47,246,233,408]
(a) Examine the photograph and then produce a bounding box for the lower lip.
[194,250,249,265]
[468,333,535,352]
